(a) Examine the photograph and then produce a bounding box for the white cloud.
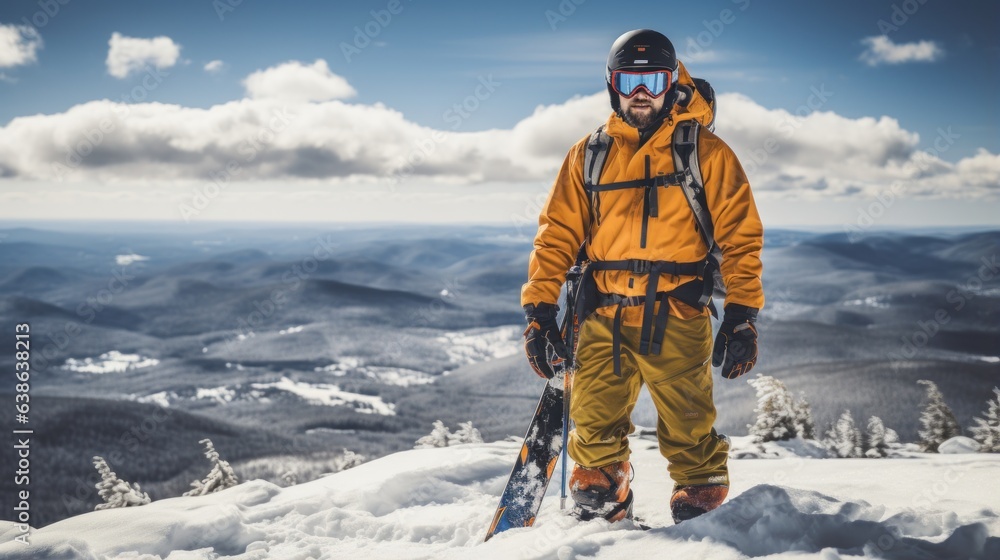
[0,59,995,203]
[860,35,943,66]
[106,32,181,79]
[243,59,356,102]
[204,59,225,73]
[953,149,1000,190]
[0,23,43,68]
[683,50,722,64]
[715,93,947,196]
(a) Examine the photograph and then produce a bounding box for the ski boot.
[569,461,634,522]
[669,483,728,524]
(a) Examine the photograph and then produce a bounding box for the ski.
[484,263,584,542]
[484,374,566,541]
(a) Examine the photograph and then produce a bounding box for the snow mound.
[939,436,981,454]
[1,442,997,559]
[672,484,996,559]
[727,435,832,458]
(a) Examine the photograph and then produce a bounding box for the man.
[521,29,764,525]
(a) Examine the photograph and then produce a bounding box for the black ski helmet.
[606,29,678,117]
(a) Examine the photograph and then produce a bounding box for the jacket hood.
[605,60,715,140]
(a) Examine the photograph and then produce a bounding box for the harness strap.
[585,172,685,192]
[590,258,708,376]
[589,259,704,350]
[587,259,705,276]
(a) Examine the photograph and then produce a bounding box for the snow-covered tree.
[917,380,961,452]
[448,421,484,445]
[414,420,483,448]
[825,410,864,458]
[414,420,452,449]
[747,375,797,442]
[92,456,150,510]
[864,416,899,458]
[333,449,366,471]
[970,387,1000,453]
[184,438,239,496]
[791,393,816,440]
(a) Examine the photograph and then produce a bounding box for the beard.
[622,103,661,129]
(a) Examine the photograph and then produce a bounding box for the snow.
[115,253,149,266]
[304,427,357,435]
[437,325,521,369]
[362,366,435,386]
[132,391,174,408]
[250,376,395,415]
[842,295,891,308]
[760,300,820,320]
[195,386,237,405]
[129,379,392,413]
[314,357,364,376]
[728,435,832,459]
[315,358,435,386]
[277,325,304,335]
[62,351,160,374]
[2,440,997,559]
[939,436,981,454]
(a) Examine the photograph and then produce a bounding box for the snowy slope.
[1,439,997,559]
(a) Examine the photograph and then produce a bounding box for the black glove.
[523,303,570,379]
[713,303,759,379]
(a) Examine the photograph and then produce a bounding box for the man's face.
[619,89,665,129]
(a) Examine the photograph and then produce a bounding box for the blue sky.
[0,0,997,226]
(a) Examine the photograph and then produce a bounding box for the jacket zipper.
[640,154,651,249]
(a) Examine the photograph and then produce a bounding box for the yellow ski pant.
[567,311,730,488]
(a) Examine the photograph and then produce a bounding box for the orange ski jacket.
[521,62,764,325]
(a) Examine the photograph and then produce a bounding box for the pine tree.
[92,456,150,510]
[184,438,239,497]
[791,393,816,440]
[747,374,797,442]
[864,416,899,458]
[916,379,961,452]
[334,449,366,471]
[414,420,452,449]
[448,421,484,445]
[970,387,1000,453]
[824,410,864,458]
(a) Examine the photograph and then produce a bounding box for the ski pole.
[560,370,569,510]
[559,266,581,510]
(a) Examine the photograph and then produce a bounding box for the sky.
[0,0,997,229]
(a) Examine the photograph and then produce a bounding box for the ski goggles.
[611,69,672,98]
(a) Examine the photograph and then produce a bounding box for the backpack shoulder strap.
[672,120,725,307]
[584,125,611,188]
[582,124,612,228]
[672,121,715,249]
